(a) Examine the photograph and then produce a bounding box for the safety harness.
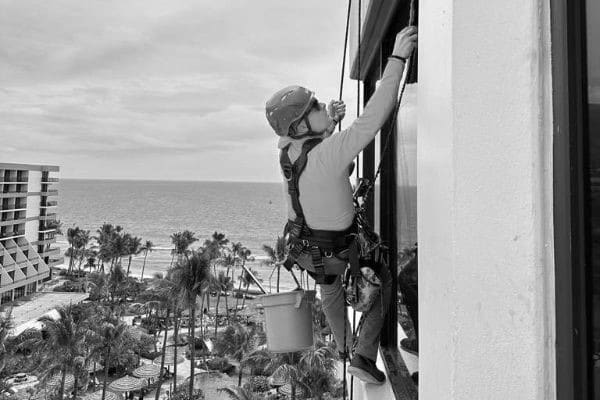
[279,138,358,285]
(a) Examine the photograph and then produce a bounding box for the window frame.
[552,0,592,398]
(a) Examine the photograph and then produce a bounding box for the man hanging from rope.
[265,26,418,385]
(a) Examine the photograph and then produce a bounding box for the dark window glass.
[587,0,600,396]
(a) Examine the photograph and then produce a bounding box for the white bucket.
[259,290,316,353]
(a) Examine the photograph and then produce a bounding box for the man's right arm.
[320,26,417,173]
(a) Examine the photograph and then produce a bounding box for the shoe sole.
[347,366,386,385]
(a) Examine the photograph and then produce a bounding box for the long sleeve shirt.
[277,59,405,231]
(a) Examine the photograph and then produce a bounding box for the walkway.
[5,291,89,336]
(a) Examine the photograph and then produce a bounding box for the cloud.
[0,0,355,181]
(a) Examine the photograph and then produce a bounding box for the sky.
[0,0,361,182]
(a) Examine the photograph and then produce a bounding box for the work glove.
[328,100,346,123]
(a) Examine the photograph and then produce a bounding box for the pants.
[296,250,393,361]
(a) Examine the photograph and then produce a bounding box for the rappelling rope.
[339,1,352,398]
[336,0,416,397]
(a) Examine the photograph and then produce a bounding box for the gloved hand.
[328,100,346,123]
[393,25,418,58]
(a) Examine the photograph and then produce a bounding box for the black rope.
[338,0,352,132]
[350,2,361,399]
[339,1,352,398]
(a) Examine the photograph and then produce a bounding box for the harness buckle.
[324,251,333,258]
[282,164,293,181]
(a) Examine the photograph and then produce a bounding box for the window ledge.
[337,308,419,400]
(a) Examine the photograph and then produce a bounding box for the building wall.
[24,196,40,244]
[417,0,556,399]
[28,171,42,193]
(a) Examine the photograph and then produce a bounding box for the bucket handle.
[294,292,304,309]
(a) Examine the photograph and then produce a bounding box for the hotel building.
[0,163,61,304]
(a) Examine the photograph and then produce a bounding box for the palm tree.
[148,270,186,397]
[101,230,128,272]
[140,240,154,280]
[211,271,233,337]
[75,229,91,273]
[89,319,129,400]
[95,223,119,272]
[170,230,198,266]
[296,342,338,400]
[0,309,14,374]
[262,236,287,293]
[233,247,253,315]
[108,264,126,303]
[37,305,89,399]
[230,241,244,280]
[204,231,229,276]
[219,323,255,386]
[66,226,82,273]
[170,250,212,398]
[125,235,142,276]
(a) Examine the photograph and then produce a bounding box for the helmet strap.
[291,115,335,139]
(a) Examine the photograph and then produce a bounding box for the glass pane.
[397,82,418,342]
[587,0,600,395]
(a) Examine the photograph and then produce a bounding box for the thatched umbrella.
[46,373,75,389]
[132,364,160,379]
[153,351,185,366]
[107,375,146,393]
[278,383,307,398]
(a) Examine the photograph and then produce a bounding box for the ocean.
[56,179,417,293]
[57,179,301,291]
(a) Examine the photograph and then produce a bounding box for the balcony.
[48,257,64,267]
[0,218,26,228]
[0,181,28,185]
[0,230,25,241]
[40,200,57,208]
[0,191,28,199]
[38,224,57,233]
[39,214,57,222]
[0,208,26,214]
[39,247,60,257]
[41,178,59,183]
[35,237,56,246]
[40,190,58,197]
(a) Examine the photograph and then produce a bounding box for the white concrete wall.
[25,171,42,243]
[417,0,556,399]
[27,171,41,193]
[25,195,40,243]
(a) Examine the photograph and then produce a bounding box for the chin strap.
[291,118,337,140]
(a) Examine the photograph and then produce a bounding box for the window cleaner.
[265,26,418,385]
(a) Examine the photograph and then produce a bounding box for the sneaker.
[400,338,419,356]
[348,353,386,384]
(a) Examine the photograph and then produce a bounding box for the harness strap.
[280,138,322,220]
[348,237,361,277]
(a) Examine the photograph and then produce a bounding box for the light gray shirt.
[277,59,405,231]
